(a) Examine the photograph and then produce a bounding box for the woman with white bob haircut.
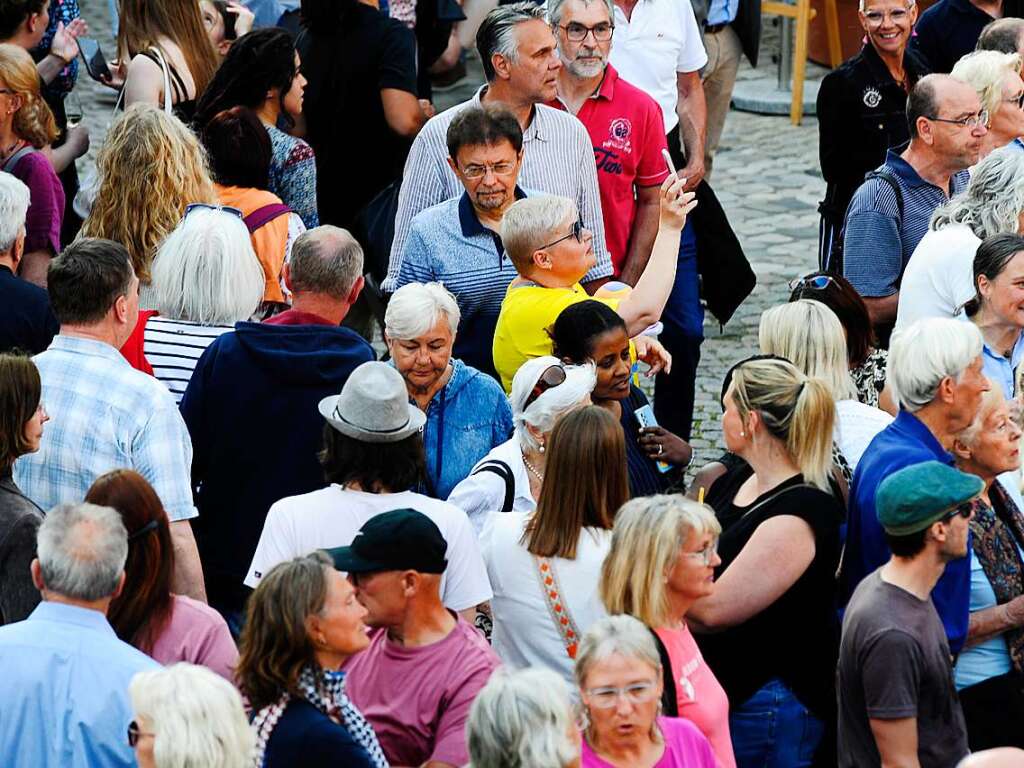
[760,300,893,475]
[136,206,266,402]
[952,51,1024,158]
[385,281,513,499]
[467,667,582,768]
[447,355,596,533]
[128,662,253,768]
[897,144,1024,331]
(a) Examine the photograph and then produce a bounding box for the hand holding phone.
[78,37,112,83]
[661,148,686,187]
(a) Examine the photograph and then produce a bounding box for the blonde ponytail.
[787,377,835,491]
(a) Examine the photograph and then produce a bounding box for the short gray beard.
[559,48,606,79]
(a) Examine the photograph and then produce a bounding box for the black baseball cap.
[326,508,448,575]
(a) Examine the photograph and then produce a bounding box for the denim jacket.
[414,358,513,500]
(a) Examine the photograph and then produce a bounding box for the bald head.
[907,74,980,138]
[958,748,1024,768]
[977,17,1024,55]
[289,225,364,298]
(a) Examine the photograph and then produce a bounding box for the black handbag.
[352,179,401,286]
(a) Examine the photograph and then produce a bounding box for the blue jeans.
[730,679,824,768]
[654,219,703,440]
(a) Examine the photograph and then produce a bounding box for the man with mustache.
[547,0,670,286]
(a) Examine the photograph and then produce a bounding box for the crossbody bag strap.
[471,460,515,512]
[1,145,35,174]
[738,482,815,522]
[147,46,174,115]
[533,554,583,660]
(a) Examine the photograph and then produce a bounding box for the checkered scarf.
[251,665,389,767]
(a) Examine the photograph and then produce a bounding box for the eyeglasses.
[128,519,160,543]
[127,721,155,748]
[684,540,719,566]
[941,503,975,523]
[460,161,517,180]
[539,218,586,251]
[559,21,615,41]
[788,274,835,292]
[1005,92,1024,111]
[523,364,567,410]
[183,203,244,220]
[862,7,911,25]
[585,681,659,709]
[925,110,990,128]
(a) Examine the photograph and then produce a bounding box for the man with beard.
[547,0,670,284]
[841,74,987,344]
[391,104,527,380]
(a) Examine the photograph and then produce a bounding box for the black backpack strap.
[648,628,679,717]
[471,460,515,513]
[865,167,904,229]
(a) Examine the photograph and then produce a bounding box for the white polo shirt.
[245,486,493,611]
[609,0,708,134]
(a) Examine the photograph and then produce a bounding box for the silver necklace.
[522,452,545,481]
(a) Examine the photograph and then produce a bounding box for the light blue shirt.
[707,0,739,26]
[14,336,197,521]
[980,330,1024,399]
[0,602,158,767]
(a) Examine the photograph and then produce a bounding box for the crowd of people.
[4,0,1024,766]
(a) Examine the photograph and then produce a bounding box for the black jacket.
[816,44,929,229]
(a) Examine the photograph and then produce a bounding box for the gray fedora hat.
[318,361,426,443]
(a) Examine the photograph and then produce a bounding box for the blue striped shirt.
[394,191,527,379]
[842,150,969,297]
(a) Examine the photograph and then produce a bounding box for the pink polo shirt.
[549,65,669,276]
[655,624,736,768]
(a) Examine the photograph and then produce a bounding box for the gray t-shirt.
[838,569,969,768]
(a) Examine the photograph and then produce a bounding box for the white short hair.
[500,196,578,271]
[129,663,254,768]
[37,502,127,601]
[467,668,578,768]
[951,50,1022,118]
[149,208,265,325]
[385,281,461,339]
[888,317,984,411]
[510,355,596,452]
[0,172,29,253]
[858,0,915,12]
[574,614,661,689]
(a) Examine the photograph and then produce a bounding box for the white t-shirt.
[834,399,894,472]
[446,438,536,536]
[480,511,611,682]
[895,223,980,333]
[245,486,492,611]
[609,0,708,134]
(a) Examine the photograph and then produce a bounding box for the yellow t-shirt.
[492,282,619,393]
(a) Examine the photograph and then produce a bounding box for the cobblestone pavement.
[72,2,826,473]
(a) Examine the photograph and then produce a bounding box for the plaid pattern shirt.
[14,336,197,521]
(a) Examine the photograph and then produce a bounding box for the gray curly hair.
[930,144,1024,239]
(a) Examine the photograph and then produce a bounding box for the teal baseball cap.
[875,461,984,536]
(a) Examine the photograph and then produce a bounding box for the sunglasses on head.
[523,364,567,410]
[183,203,244,221]
[127,720,153,748]
[788,274,834,292]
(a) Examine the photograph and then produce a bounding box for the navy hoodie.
[180,320,374,614]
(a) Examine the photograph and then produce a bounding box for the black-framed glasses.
[925,110,989,128]
[941,503,975,523]
[1005,92,1024,111]
[788,274,835,292]
[128,519,160,543]
[183,203,244,220]
[523,364,567,410]
[559,21,614,41]
[127,721,155,748]
[539,218,585,251]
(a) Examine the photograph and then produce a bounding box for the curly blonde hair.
[0,43,57,148]
[79,104,217,283]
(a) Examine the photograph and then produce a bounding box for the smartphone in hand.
[78,37,112,83]
[634,404,672,474]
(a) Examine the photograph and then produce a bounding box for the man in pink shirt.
[333,509,500,768]
[547,0,669,284]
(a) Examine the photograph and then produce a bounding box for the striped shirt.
[384,86,614,292]
[14,336,197,522]
[143,317,236,404]
[842,149,969,298]
[395,190,527,379]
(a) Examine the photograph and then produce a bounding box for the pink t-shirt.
[582,716,716,767]
[148,594,238,682]
[343,617,500,767]
[655,624,736,768]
